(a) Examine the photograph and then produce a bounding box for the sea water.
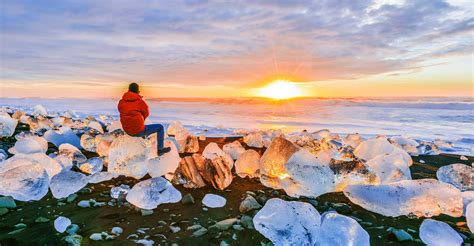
[1,97,472,155]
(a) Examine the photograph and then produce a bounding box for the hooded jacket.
[118,91,149,135]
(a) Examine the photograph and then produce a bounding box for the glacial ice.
[126,177,182,209]
[389,136,420,156]
[462,191,474,215]
[202,142,234,168]
[223,141,246,160]
[8,135,48,154]
[87,121,104,134]
[0,113,18,137]
[436,163,473,191]
[174,127,190,153]
[467,202,474,232]
[88,172,118,184]
[44,127,81,148]
[1,153,62,180]
[202,193,226,208]
[95,133,117,156]
[365,151,412,183]
[108,135,150,179]
[107,120,122,132]
[32,105,48,116]
[78,157,104,175]
[253,198,321,246]
[54,216,71,233]
[80,131,97,152]
[343,179,463,217]
[0,164,49,201]
[234,149,260,178]
[58,143,87,166]
[147,140,180,178]
[344,133,364,148]
[354,137,412,167]
[110,184,131,199]
[419,219,462,246]
[243,132,264,148]
[167,121,185,135]
[50,170,89,199]
[316,212,370,246]
[174,154,207,188]
[259,137,299,178]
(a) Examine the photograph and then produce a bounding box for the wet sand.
[0,126,473,245]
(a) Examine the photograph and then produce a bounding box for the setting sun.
[258,80,303,99]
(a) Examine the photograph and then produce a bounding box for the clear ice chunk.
[50,170,89,199]
[223,141,246,160]
[235,149,260,178]
[110,184,131,199]
[0,113,18,137]
[54,216,71,233]
[202,193,227,208]
[147,140,180,178]
[126,177,182,209]
[8,135,48,154]
[436,163,473,191]
[243,132,264,148]
[1,153,62,181]
[107,135,151,179]
[316,212,370,246]
[419,219,463,246]
[0,163,49,201]
[78,157,104,175]
[44,127,81,148]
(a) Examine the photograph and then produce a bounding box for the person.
[118,82,171,156]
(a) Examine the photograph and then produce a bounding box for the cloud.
[0,0,472,89]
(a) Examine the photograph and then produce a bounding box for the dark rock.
[181,193,195,205]
[332,203,352,214]
[0,196,16,208]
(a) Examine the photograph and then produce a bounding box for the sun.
[258,80,303,99]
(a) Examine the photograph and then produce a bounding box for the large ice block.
[223,141,246,160]
[316,212,370,246]
[1,153,62,181]
[44,127,81,148]
[50,170,89,199]
[126,177,182,209]
[8,135,48,154]
[108,135,151,179]
[419,219,462,246]
[234,149,260,178]
[0,113,18,137]
[147,140,180,178]
[436,163,473,191]
[0,164,49,201]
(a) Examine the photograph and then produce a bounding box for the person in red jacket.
[118,83,171,156]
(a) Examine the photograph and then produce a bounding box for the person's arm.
[141,99,150,119]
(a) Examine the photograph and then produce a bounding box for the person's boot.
[158,147,171,156]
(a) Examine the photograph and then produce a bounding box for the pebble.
[181,193,195,205]
[0,208,9,216]
[77,200,92,208]
[232,224,244,231]
[0,196,16,208]
[210,218,238,231]
[66,224,80,235]
[239,195,262,213]
[240,215,254,229]
[66,194,78,203]
[460,155,468,161]
[141,209,154,216]
[111,226,123,235]
[388,228,413,241]
[170,225,181,233]
[192,227,208,237]
[332,203,352,214]
[34,216,50,223]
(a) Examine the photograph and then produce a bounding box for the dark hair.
[128,83,139,93]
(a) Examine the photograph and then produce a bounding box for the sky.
[0,0,473,98]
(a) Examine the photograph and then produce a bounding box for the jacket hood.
[122,91,142,102]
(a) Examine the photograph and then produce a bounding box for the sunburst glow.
[258,80,303,99]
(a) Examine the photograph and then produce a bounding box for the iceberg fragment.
[108,135,150,179]
[0,164,49,201]
[419,219,462,246]
[234,149,260,178]
[436,163,473,191]
[223,141,245,160]
[0,113,18,137]
[126,177,181,209]
[243,132,264,148]
[316,212,370,246]
[78,157,104,175]
[147,140,180,178]
[44,127,81,148]
[50,170,89,199]
[202,193,226,208]
[8,135,48,155]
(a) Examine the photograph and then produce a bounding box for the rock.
[126,177,182,209]
[135,239,155,245]
[78,157,104,175]
[192,227,208,237]
[66,224,80,235]
[316,212,370,246]
[108,135,151,179]
[210,218,238,231]
[0,113,18,137]
[170,225,181,233]
[240,215,254,229]
[44,126,81,148]
[89,233,103,241]
[436,164,473,191]
[223,141,246,160]
[110,184,131,199]
[233,224,244,230]
[202,194,226,208]
[111,226,123,235]
[181,193,195,205]
[147,140,180,178]
[77,200,95,208]
[343,179,463,217]
[0,196,16,208]
[243,132,264,148]
[419,219,463,246]
[0,208,9,216]
[253,198,321,245]
[332,203,352,214]
[235,149,260,178]
[50,170,89,199]
[54,216,72,233]
[64,234,83,246]
[259,137,299,178]
[239,195,262,213]
[0,164,49,201]
[66,194,78,203]
[141,209,154,216]
[35,216,50,223]
[388,228,413,241]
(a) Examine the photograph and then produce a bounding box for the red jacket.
[118,91,149,135]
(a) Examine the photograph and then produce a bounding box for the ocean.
[1,97,473,155]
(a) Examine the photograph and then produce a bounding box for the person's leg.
[141,124,165,150]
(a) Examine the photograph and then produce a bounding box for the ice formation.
[147,140,180,178]
[110,184,131,199]
[108,135,151,179]
[126,177,182,209]
[243,132,264,148]
[234,149,260,178]
[54,216,72,233]
[259,137,299,178]
[389,136,420,156]
[0,164,49,201]
[88,172,118,184]
[1,153,62,180]
[44,127,81,148]
[202,193,227,208]
[167,121,185,135]
[253,198,321,245]
[78,157,104,175]
[87,121,104,134]
[8,135,48,154]
[344,133,364,148]
[354,137,412,166]
[50,170,89,199]
[58,143,87,166]
[202,142,234,168]
[467,202,474,232]
[419,219,462,246]
[223,141,246,160]
[80,131,98,152]
[0,113,18,137]
[462,191,474,215]
[365,151,412,183]
[436,163,473,191]
[343,179,463,217]
[32,104,48,116]
[316,212,370,246]
[107,120,122,132]
[95,133,117,156]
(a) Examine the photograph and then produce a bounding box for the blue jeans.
[133,124,165,150]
